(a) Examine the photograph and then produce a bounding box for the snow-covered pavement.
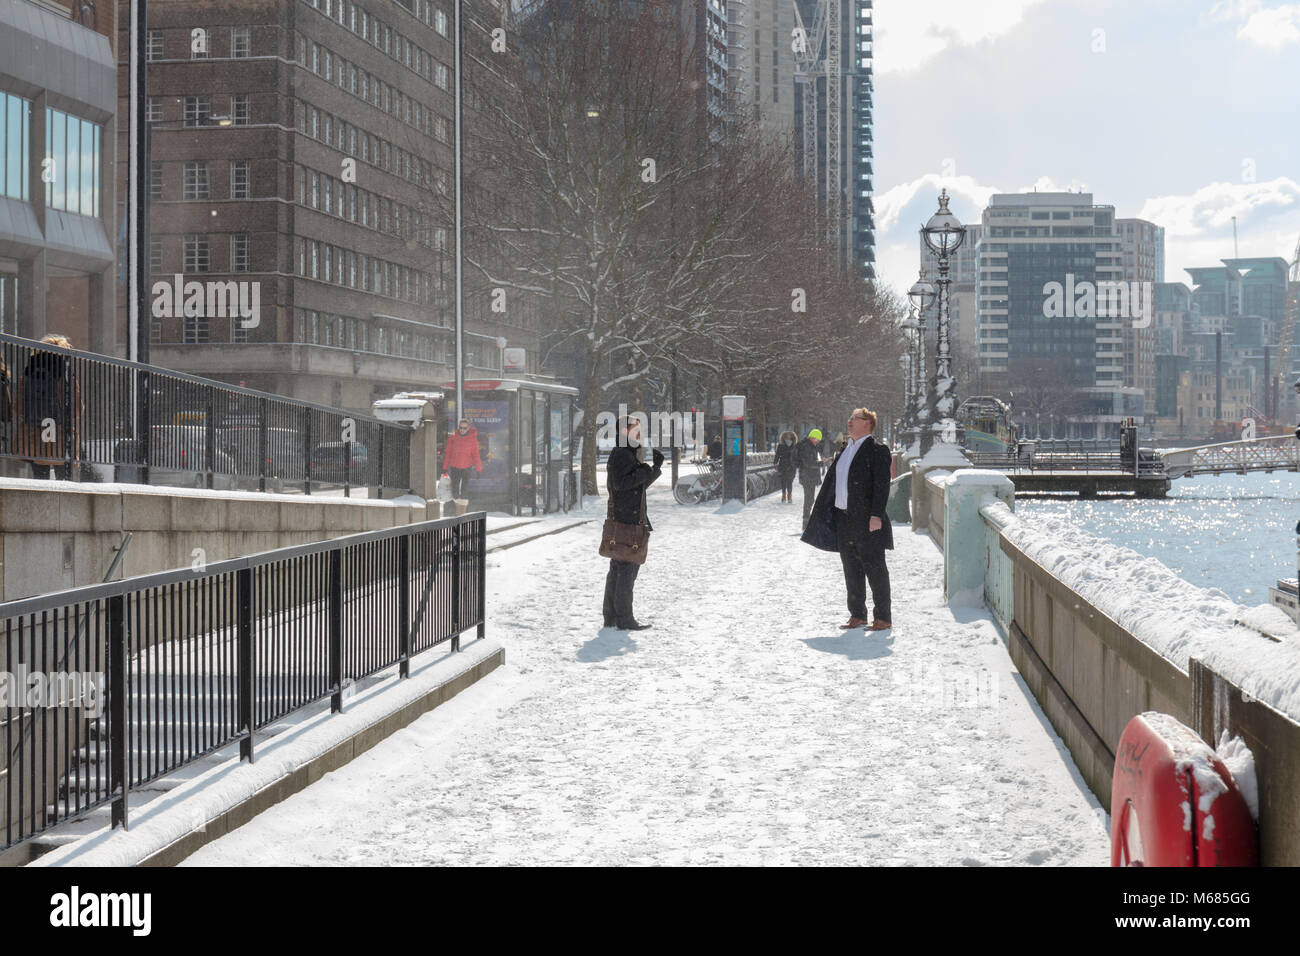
[185,482,1109,866]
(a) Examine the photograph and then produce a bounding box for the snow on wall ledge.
[990,502,1300,723]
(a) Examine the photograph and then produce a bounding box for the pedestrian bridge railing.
[0,332,412,495]
[1157,435,1300,479]
[0,511,486,853]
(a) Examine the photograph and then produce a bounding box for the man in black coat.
[801,408,894,630]
[795,429,824,529]
[603,416,663,631]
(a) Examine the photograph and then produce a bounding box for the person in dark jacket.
[801,408,893,630]
[795,429,823,528]
[603,416,663,631]
[706,434,723,460]
[773,429,797,502]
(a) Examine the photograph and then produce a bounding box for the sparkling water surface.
[1016,471,1300,606]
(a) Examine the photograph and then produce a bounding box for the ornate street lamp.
[906,270,935,427]
[921,189,966,454]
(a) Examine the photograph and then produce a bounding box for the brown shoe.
[869,619,892,630]
[842,617,869,629]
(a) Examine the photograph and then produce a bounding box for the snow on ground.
[184,482,1109,866]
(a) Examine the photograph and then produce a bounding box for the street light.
[906,269,936,430]
[920,189,966,455]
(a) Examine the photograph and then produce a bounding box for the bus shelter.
[443,379,578,515]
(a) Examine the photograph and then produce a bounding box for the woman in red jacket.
[442,418,482,498]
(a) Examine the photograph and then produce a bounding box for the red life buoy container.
[1110,712,1257,867]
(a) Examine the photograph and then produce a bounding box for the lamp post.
[904,270,935,452]
[920,190,966,456]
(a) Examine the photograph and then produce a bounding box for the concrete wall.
[0,480,438,602]
[914,462,1300,864]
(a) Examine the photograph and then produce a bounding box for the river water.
[1016,471,1300,606]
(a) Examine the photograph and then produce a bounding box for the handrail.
[1,510,488,850]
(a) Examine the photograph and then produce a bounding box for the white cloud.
[1016,175,1091,194]
[875,173,999,233]
[1237,4,1300,47]
[1202,0,1300,47]
[1203,0,1264,24]
[1137,177,1300,237]
[873,0,1050,74]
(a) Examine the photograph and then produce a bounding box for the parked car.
[99,427,238,488]
[311,441,370,484]
[217,426,306,486]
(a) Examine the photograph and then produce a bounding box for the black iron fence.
[0,333,411,495]
[0,511,486,852]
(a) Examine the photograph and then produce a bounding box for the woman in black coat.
[603,417,663,631]
[773,429,797,503]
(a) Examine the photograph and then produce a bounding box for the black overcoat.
[606,444,662,530]
[800,435,894,552]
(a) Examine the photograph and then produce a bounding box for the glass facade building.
[0,0,116,352]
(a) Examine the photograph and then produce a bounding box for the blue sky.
[872,0,1300,298]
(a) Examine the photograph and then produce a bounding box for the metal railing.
[0,333,411,496]
[1158,435,1300,479]
[966,448,1167,478]
[0,511,486,851]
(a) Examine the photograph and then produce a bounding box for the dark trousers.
[835,509,891,622]
[801,480,819,527]
[449,467,472,498]
[603,558,641,627]
[779,473,795,495]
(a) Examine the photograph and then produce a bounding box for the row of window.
[147,27,252,60]
[156,159,250,201]
[153,94,251,128]
[0,96,102,217]
[296,237,438,306]
[296,163,445,249]
[150,233,251,274]
[297,100,444,189]
[298,36,449,144]
[293,307,498,369]
[301,0,451,82]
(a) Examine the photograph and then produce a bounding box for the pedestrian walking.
[773,429,797,503]
[707,434,723,460]
[17,333,82,480]
[801,408,893,631]
[795,428,824,528]
[601,416,663,631]
[441,418,482,498]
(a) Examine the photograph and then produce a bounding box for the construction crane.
[1278,234,1300,420]
[791,0,843,260]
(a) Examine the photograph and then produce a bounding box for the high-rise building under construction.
[791,0,874,282]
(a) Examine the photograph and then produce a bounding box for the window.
[183,234,210,273]
[231,27,251,58]
[231,95,250,125]
[183,95,211,127]
[146,96,162,123]
[44,108,101,216]
[435,62,449,89]
[230,233,250,272]
[230,160,250,199]
[147,30,163,60]
[183,161,210,200]
[435,8,448,35]
[1,92,32,201]
[150,237,162,273]
[150,160,163,199]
